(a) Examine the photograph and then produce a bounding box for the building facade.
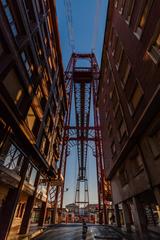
[0,0,67,239]
[99,0,160,238]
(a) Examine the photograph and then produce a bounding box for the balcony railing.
[0,142,25,175]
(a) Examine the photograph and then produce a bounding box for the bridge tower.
[53,53,108,224]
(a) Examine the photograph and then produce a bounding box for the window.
[47,15,52,35]
[114,0,118,8]
[41,77,49,98]
[114,38,123,68]
[2,142,24,174]
[45,113,53,134]
[148,21,160,64]
[116,106,126,140]
[135,0,153,39]
[105,111,109,121]
[34,33,44,63]
[43,68,51,92]
[26,107,36,131]
[109,28,114,47]
[41,69,50,97]
[54,85,59,101]
[2,0,18,37]
[60,100,65,118]
[29,167,37,185]
[53,140,59,160]
[51,97,56,116]
[130,82,143,112]
[119,167,128,186]
[16,202,25,218]
[123,0,135,23]
[40,133,49,157]
[48,56,53,70]
[111,31,118,56]
[42,23,50,49]
[36,86,46,112]
[119,52,131,86]
[21,51,33,78]
[118,0,125,14]
[26,106,40,136]
[108,68,112,85]
[3,69,23,104]
[36,0,44,14]
[130,148,144,176]
[111,141,116,155]
[108,121,112,136]
[112,88,119,114]
[125,74,143,114]
[32,117,41,138]
[25,163,37,186]
[148,129,160,159]
[24,0,36,23]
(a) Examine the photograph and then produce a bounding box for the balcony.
[0,163,20,188]
[0,143,24,187]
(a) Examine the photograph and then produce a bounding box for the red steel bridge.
[49,53,111,224]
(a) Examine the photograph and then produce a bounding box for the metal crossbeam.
[53,53,111,224]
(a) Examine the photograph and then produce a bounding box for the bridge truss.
[53,53,110,224]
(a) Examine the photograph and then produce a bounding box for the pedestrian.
[82,219,88,234]
[110,213,115,225]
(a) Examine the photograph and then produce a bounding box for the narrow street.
[35,224,126,240]
[0,1,160,240]
[36,224,160,240]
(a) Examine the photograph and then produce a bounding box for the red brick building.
[99,0,160,237]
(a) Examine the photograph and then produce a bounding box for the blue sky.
[56,0,108,207]
[56,0,108,68]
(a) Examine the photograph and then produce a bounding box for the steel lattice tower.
[53,53,107,224]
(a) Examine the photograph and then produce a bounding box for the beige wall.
[8,192,28,239]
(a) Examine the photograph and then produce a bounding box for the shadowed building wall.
[99,0,160,238]
[0,0,67,239]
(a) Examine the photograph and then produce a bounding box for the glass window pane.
[5,7,13,23]
[29,167,37,185]
[10,23,18,37]
[21,52,26,62]
[139,1,149,29]
[131,84,143,109]
[25,61,30,71]
[1,0,7,6]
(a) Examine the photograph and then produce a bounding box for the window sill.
[134,31,142,41]
[121,81,125,90]
[112,51,115,57]
[115,63,120,71]
[114,2,118,8]
[119,9,123,15]
[147,50,160,65]
[125,19,130,26]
